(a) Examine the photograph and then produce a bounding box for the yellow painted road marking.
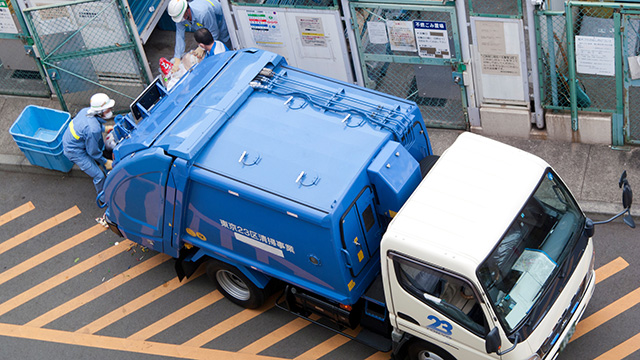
[593,333,640,360]
[0,240,133,318]
[293,327,361,360]
[570,257,631,343]
[76,266,203,334]
[0,202,35,227]
[0,206,80,256]
[0,224,106,287]
[128,290,224,341]
[365,351,392,360]
[571,287,640,343]
[595,257,629,284]
[182,296,276,347]
[240,314,321,355]
[27,253,171,328]
[0,322,287,360]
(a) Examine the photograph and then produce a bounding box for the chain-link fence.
[23,0,150,115]
[468,0,521,18]
[623,11,640,145]
[0,0,50,98]
[350,4,466,129]
[536,5,617,114]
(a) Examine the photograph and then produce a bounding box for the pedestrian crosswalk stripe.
[294,327,361,360]
[593,332,640,360]
[239,315,320,355]
[594,257,629,284]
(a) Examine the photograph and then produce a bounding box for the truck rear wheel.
[206,260,265,309]
[406,340,455,360]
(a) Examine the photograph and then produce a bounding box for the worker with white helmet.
[167,0,230,64]
[62,93,115,206]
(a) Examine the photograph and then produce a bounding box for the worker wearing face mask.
[62,93,115,206]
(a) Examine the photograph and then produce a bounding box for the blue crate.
[10,105,74,172]
[20,146,74,173]
[10,105,71,149]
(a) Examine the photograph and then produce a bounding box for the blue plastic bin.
[9,105,74,172]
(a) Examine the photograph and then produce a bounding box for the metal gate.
[623,10,640,146]
[0,0,50,97]
[537,1,640,146]
[349,3,467,129]
[22,0,152,114]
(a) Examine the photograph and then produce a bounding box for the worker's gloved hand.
[194,47,205,59]
[104,125,114,133]
[105,159,113,171]
[170,57,181,74]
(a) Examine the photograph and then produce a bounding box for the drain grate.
[10,70,42,80]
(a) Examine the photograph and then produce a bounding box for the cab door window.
[394,258,487,336]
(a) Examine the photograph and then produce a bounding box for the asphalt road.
[0,170,638,360]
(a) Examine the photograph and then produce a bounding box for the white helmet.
[168,0,188,23]
[88,93,115,115]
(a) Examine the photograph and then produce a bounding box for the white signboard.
[575,35,614,76]
[386,20,416,52]
[413,20,451,59]
[367,21,388,44]
[297,17,326,47]
[248,10,284,47]
[0,0,19,34]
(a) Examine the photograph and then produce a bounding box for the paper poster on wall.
[367,21,388,44]
[297,17,326,47]
[475,20,506,54]
[576,35,614,76]
[386,21,416,52]
[0,0,19,34]
[481,54,520,76]
[248,10,284,47]
[413,20,450,59]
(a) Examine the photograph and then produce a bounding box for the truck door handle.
[340,249,353,269]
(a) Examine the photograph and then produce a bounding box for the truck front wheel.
[206,260,265,309]
[406,340,455,360]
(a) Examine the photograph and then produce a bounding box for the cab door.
[386,252,498,359]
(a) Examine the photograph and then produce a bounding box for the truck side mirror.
[485,327,501,354]
[592,171,635,229]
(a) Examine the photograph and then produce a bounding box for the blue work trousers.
[64,150,106,202]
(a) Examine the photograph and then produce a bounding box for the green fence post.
[613,11,624,146]
[565,1,578,131]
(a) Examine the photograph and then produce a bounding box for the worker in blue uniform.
[194,28,227,59]
[62,93,114,206]
[167,0,230,66]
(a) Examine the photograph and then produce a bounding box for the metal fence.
[23,0,151,115]
[622,10,640,145]
[468,0,521,19]
[0,0,50,98]
[350,3,467,129]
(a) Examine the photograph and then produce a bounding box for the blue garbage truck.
[102,49,617,360]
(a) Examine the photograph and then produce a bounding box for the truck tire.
[406,340,455,360]
[206,260,265,309]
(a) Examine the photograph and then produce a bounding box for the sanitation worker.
[193,28,227,59]
[62,93,114,206]
[167,0,230,68]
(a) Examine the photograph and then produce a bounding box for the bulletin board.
[471,17,528,105]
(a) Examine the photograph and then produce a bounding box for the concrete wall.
[545,112,611,145]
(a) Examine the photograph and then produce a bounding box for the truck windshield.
[477,170,584,333]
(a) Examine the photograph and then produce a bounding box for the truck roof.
[383,132,550,275]
[142,50,422,214]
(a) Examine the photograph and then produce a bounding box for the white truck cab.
[381,133,595,360]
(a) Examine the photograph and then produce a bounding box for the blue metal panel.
[129,0,163,36]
